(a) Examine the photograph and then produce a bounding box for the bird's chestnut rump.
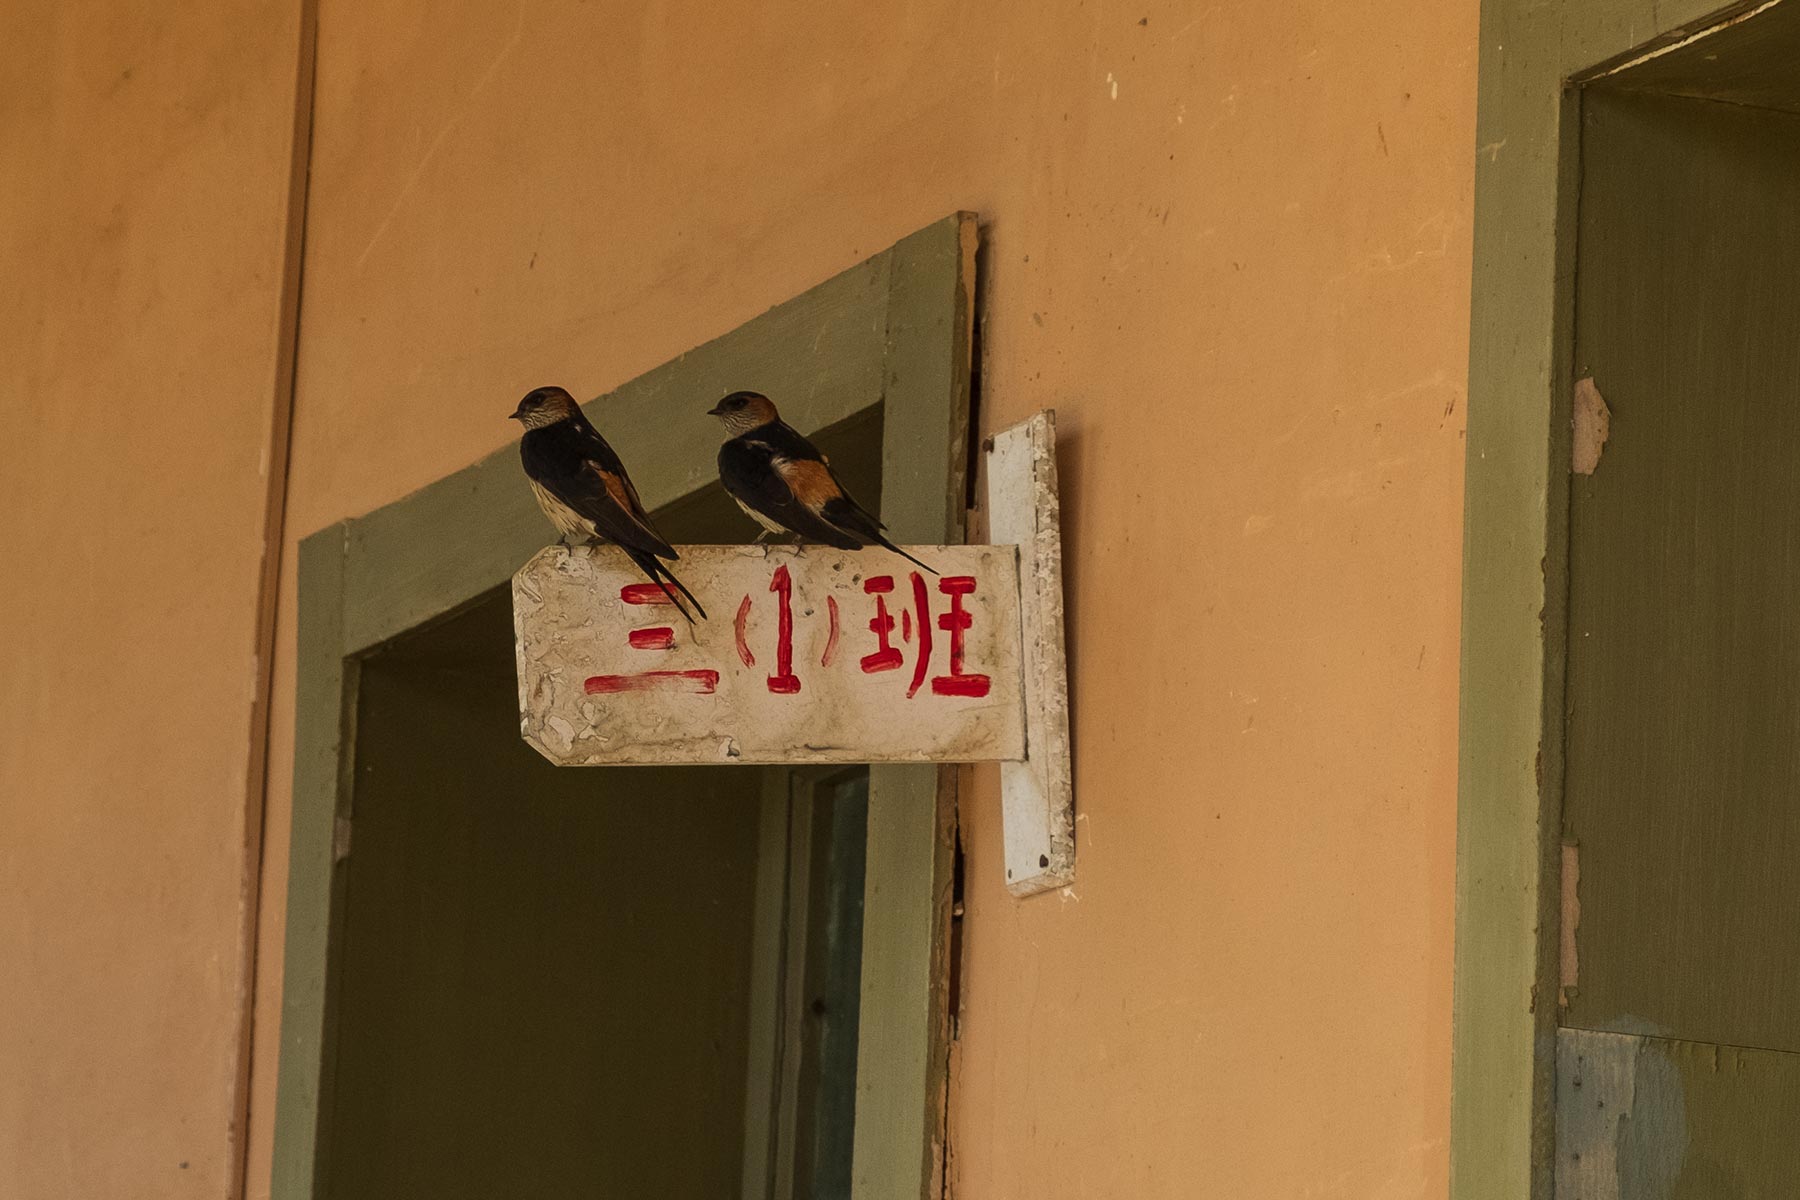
[707,391,937,575]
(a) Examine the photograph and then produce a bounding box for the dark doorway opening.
[323,411,884,1200]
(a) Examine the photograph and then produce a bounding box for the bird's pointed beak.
[705,403,725,417]
[508,405,526,421]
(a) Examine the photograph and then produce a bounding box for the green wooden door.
[328,598,766,1199]
[1558,83,1800,1193]
[1450,2,1800,1194]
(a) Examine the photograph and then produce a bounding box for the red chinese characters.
[930,576,992,697]
[856,572,990,699]
[765,565,802,694]
[603,567,993,701]
[859,576,904,674]
[583,584,719,695]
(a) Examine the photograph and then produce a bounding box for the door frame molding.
[270,213,976,1200]
[1452,3,1771,1195]
[741,765,871,1200]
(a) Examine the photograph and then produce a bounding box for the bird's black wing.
[757,424,934,573]
[718,436,863,550]
[753,420,829,464]
[521,422,706,621]
[755,421,889,538]
[523,421,678,560]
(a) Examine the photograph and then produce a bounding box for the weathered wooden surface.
[985,411,1074,897]
[1556,1027,1686,1200]
[1557,1027,1800,1198]
[1583,0,1800,113]
[514,543,1023,765]
[1564,88,1800,1057]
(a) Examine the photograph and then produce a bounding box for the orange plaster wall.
[4,0,1473,1195]
[246,1,1474,1195]
[0,2,302,1196]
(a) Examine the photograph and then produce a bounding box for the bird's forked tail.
[625,548,708,624]
[874,535,939,576]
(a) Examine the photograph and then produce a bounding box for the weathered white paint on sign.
[986,410,1076,897]
[514,543,1025,764]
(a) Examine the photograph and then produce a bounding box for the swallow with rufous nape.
[708,391,937,575]
[511,386,707,622]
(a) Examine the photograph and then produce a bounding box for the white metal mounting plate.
[984,410,1075,897]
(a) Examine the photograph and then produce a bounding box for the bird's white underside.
[733,495,787,535]
[530,480,597,541]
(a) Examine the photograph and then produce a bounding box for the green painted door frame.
[271,213,976,1200]
[1453,2,1774,1195]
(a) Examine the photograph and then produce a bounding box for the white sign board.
[514,544,1025,765]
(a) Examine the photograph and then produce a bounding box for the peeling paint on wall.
[1573,377,1613,475]
[1556,1028,1689,1200]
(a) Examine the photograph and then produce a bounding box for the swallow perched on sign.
[708,391,937,575]
[512,386,706,622]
